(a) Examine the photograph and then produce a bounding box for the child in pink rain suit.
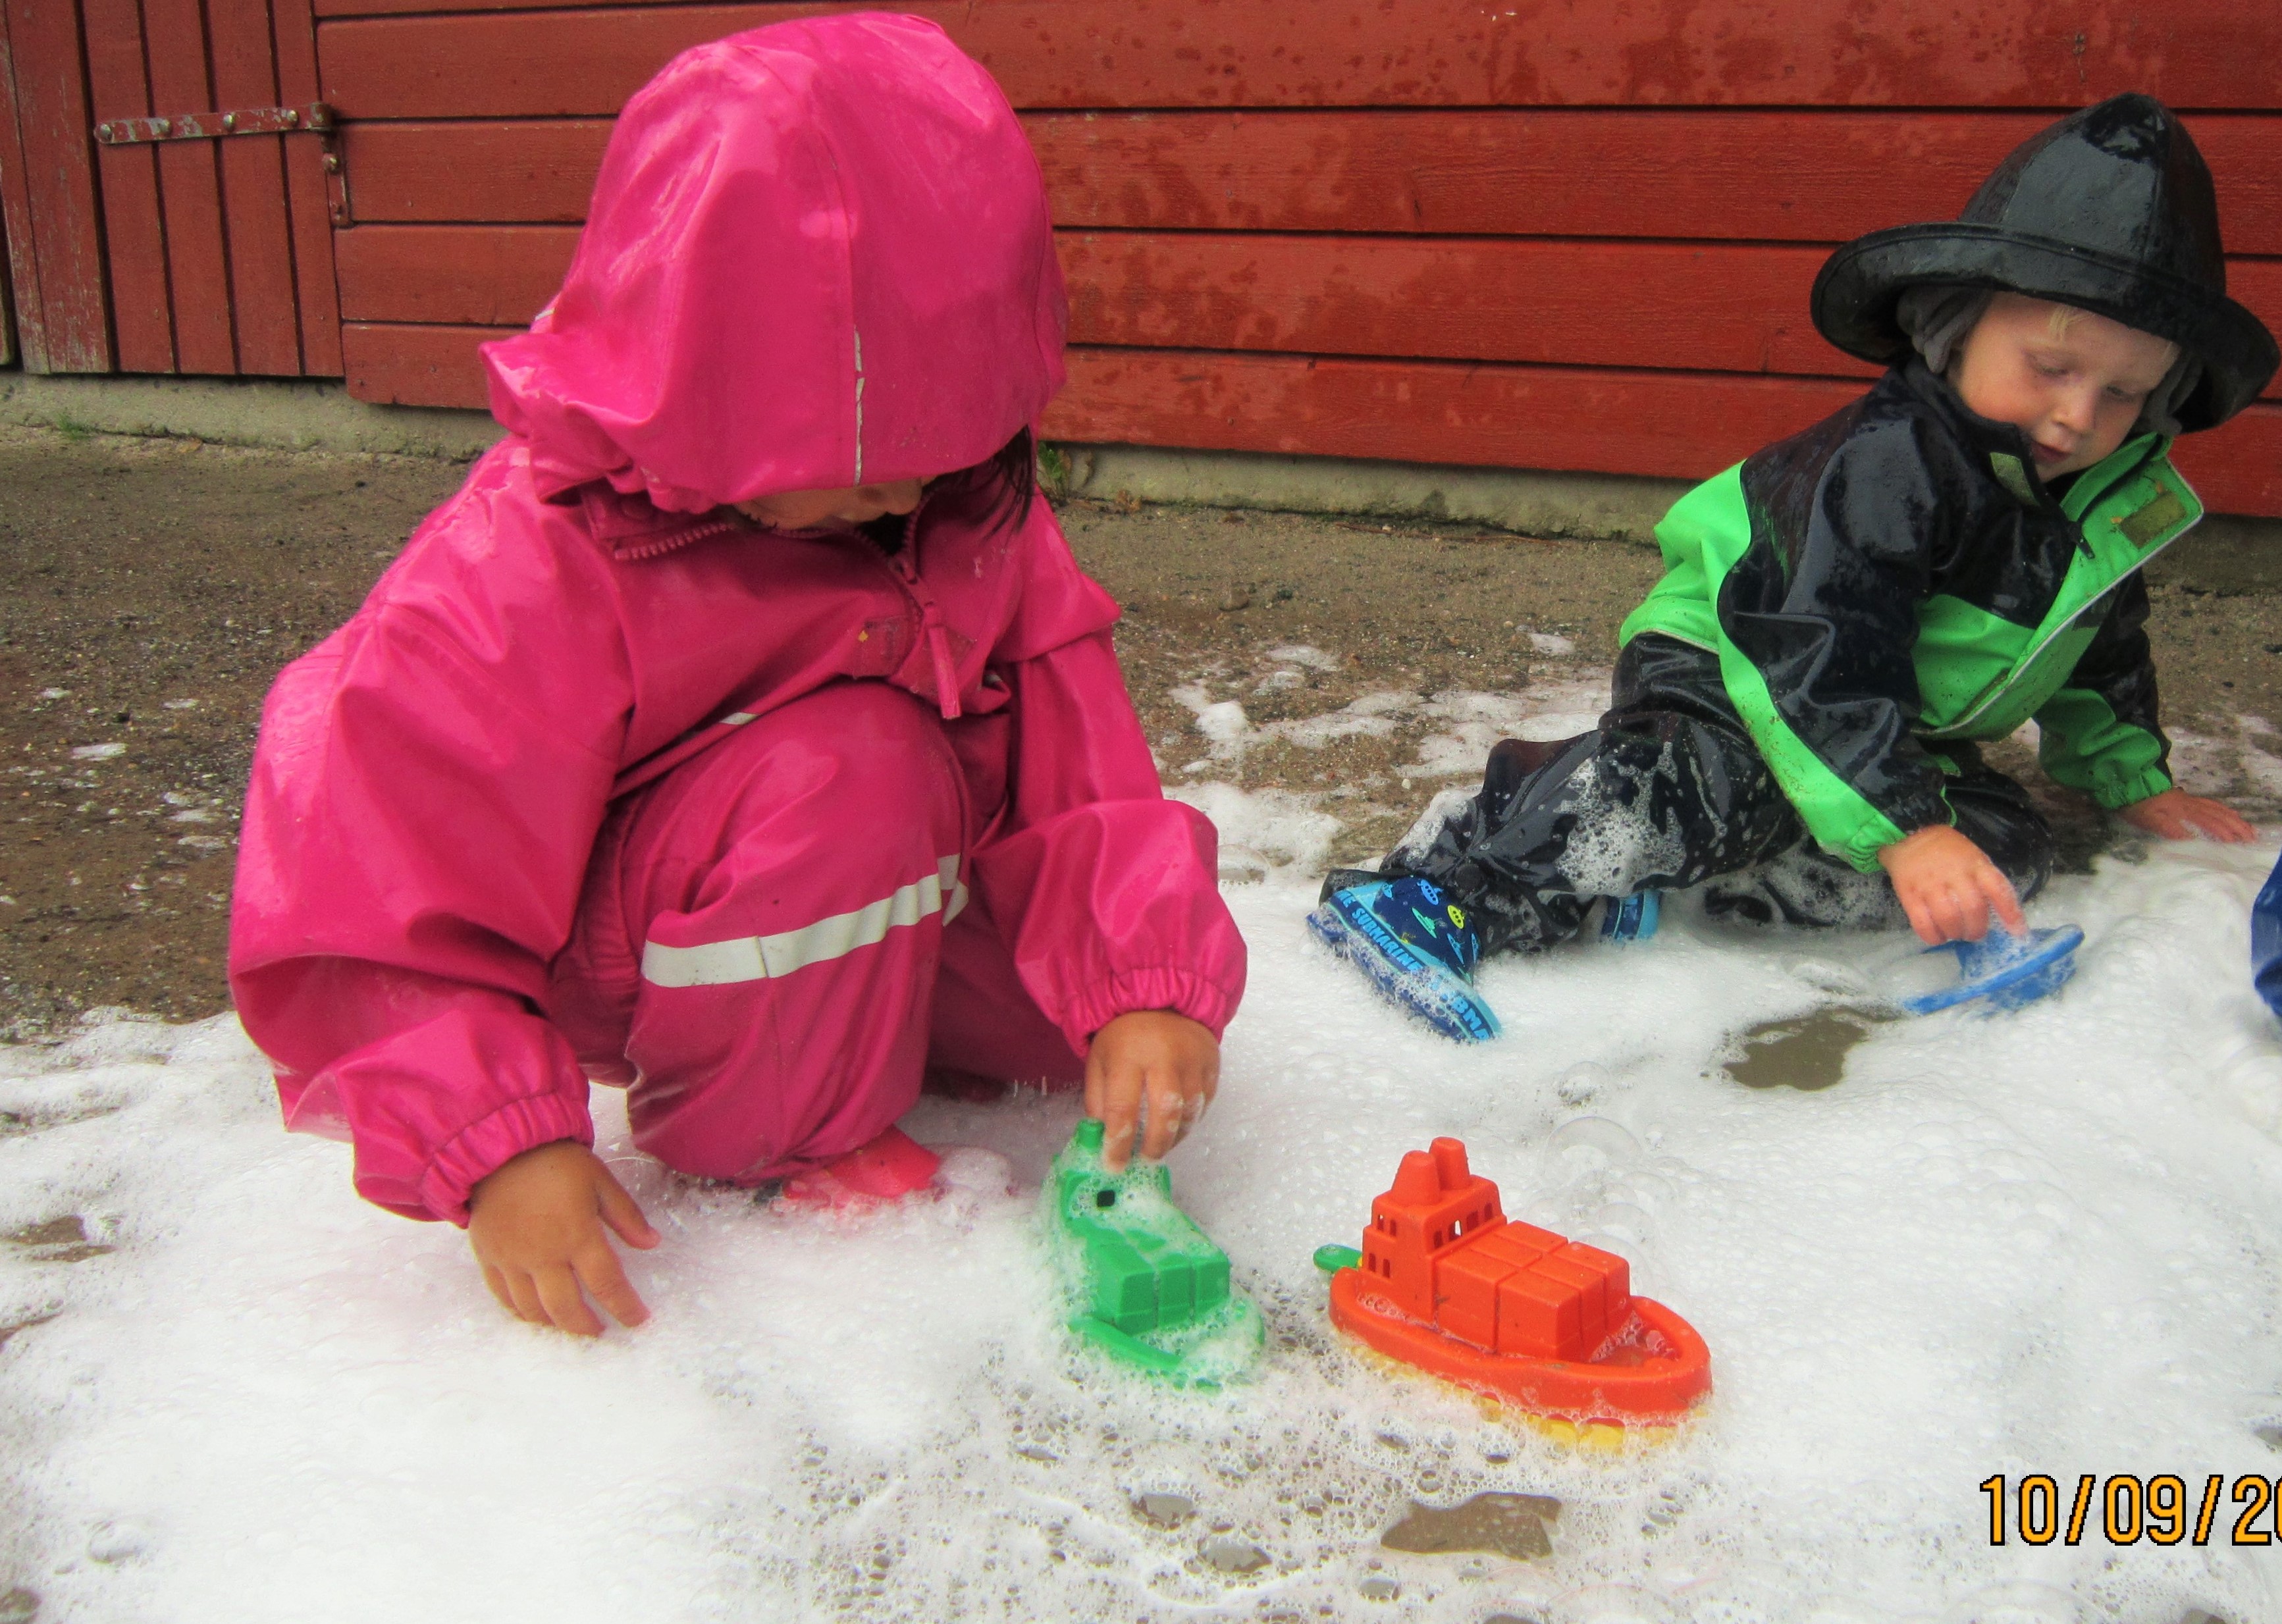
[229,14,1246,1336]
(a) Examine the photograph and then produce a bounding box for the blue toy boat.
[1897,924,2084,1016]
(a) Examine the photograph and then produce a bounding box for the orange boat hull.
[1329,1268,1712,1425]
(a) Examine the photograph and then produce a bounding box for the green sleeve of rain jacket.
[2032,571,2173,808]
[1635,419,1957,873]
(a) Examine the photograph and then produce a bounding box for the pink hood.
[483,13,1068,511]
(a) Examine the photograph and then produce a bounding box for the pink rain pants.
[548,680,1082,1184]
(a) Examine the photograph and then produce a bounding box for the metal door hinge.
[95,103,332,145]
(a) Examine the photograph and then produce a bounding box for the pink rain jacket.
[229,14,1246,1224]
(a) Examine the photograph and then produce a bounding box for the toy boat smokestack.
[1364,1138,1506,1321]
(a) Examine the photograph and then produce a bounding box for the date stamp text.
[1981,1474,2281,1546]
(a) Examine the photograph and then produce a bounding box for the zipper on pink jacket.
[608,515,741,562]
[607,497,963,718]
[884,506,962,720]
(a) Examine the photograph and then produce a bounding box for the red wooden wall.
[313,0,2282,515]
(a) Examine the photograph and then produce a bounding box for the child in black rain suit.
[1313,93,2278,1042]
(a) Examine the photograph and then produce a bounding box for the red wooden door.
[0,0,341,376]
[0,0,107,371]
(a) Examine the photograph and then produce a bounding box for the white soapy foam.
[1549,755,1691,899]
[1175,654,1609,778]
[2222,718,2282,803]
[1263,644,1344,672]
[1182,666,1412,754]
[9,841,2282,1621]
[1393,786,1479,867]
[8,685,2282,1619]
[1269,690,1412,750]
[1168,781,1340,881]
[1169,684,1255,762]
[1404,677,1613,779]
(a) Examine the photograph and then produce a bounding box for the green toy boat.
[1040,1118,1263,1386]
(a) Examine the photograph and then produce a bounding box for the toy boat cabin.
[1356,1138,1630,1361]
[1328,1138,1711,1425]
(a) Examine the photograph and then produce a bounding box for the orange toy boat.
[1315,1138,1710,1426]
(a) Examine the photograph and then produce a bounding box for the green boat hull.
[1040,1118,1263,1387]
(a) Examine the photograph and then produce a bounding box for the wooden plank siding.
[144,0,242,374]
[336,109,2282,248]
[210,0,308,375]
[338,224,1876,379]
[312,1,2282,515]
[315,1,2282,113]
[0,0,342,377]
[83,0,176,371]
[275,0,347,373]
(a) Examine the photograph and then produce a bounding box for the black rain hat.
[1812,93,2277,431]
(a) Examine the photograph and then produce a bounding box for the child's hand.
[2118,787,2257,843]
[1876,824,2029,945]
[1085,1010,1220,1172]
[467,1140,660,1336]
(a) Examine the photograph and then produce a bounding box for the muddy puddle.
[1379,1491,1562,1561]
[1723,1007,1894,1091]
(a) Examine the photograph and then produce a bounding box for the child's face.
[1951,293,2179,479]
[733,480,924,530]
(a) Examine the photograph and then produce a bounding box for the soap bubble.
[1551,1116,1643,1164]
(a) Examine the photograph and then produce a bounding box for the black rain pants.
[1355,634,2056,958]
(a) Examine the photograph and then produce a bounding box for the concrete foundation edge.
[2,373,2275,554]
[1053,443,1691,544]
[0,373,504,461]
[0,375,1686,542]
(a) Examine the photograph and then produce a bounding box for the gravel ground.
[4,424,2280,1036]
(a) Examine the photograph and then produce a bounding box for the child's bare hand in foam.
[1086,1010,1220,1172]
[2119,787,2257,843]
[1877,824,2029,945]
[468,1141,660,1335]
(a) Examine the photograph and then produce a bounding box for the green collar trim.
[1934,447,2199,737]
[1985,432,2162,519]
[2058,432,2165,521]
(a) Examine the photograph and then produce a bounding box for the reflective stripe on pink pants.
[547,681,1082,1183]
